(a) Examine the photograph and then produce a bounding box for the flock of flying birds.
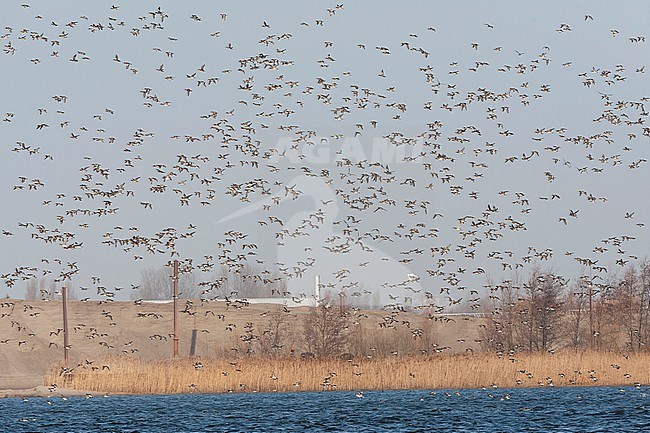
[1,3,649,356]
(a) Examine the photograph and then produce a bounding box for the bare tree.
[25,278,38,300]
[44,279,56,300]
[240,322,259,356]
[605,260,650,351]
[258,307,292,356]
[302,299,350,358]
[477,260,650,353]
[133,265,200,300]
[25,277,77,300]
[520,268,565,352]
[638,258,650,349]
[565,271,591,350]
[615,265,641,350]
[480,274,524,353]
[204,264,287,299]
[592,274,620,350]
[341,284,380,310]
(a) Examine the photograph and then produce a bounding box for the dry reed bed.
[46,352,650,395]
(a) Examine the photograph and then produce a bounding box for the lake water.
[1,386,649,432]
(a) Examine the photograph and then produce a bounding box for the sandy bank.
[0,385,107,399]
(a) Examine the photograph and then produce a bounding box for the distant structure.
[232,275,321,307]
[142,275,322,307]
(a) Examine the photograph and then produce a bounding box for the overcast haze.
[1,1,649,306]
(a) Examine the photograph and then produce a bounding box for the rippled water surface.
[2,386,649,432]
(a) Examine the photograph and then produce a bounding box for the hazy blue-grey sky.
[1,1,649,305]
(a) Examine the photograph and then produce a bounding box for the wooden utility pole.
[62,285,69,369]
[173,259,179,357]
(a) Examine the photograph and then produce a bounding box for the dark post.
[173,259,179,357]
[62,285,69,369]
[189,329,198,356]
[588,269,594,349]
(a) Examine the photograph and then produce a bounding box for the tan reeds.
[46,351,650,395]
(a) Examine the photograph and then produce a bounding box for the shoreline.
[2,380,647,400]
[0,386,108,399]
